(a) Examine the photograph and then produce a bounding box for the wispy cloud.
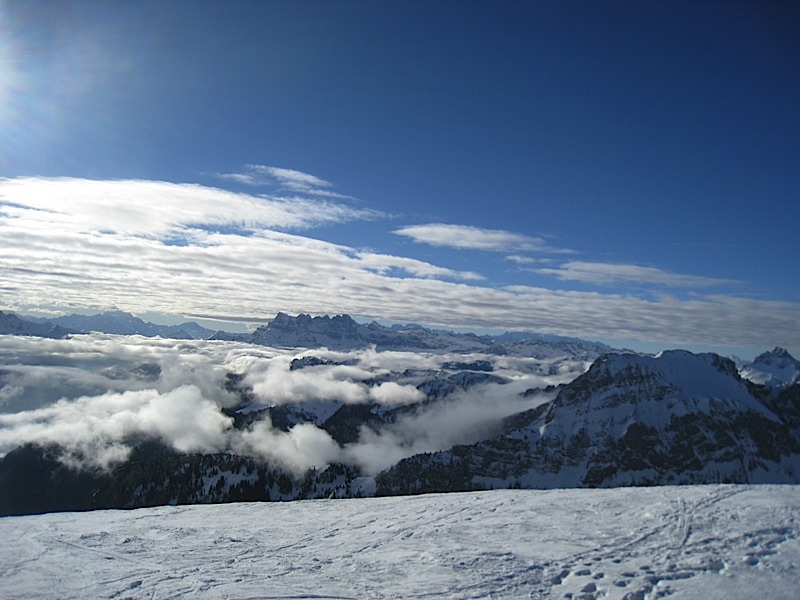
[215,165,352,199]
[394,223,573,254]
[0,177,380,235]
[537,261,742,289]
[356,252,484,281]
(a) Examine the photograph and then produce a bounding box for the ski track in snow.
[0,485,798,599]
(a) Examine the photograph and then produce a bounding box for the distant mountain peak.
[741,347,800,388]
[754,347,796,363]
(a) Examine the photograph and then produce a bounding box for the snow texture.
[1,485,798,599]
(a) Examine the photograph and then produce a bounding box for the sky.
[0,0,799,358]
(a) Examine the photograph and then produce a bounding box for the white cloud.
[245,165,334,191]
[0,176,378,235]
[344,385,551,475]
[1,176,798,350]
[233,419,341,474]
[356,252,484,281]
[537,261,741,288]
[215,164,352,199]
[505,254,538,265]
[394,223,573,253]
[369,381,425,405]
[0,385,233,468]
[0,334,555,475]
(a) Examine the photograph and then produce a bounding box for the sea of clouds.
[0,334,575,475]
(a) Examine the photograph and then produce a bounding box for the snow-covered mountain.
[0,311,72,338]
[376,350,800,495]
[2,485,798,600]
[211,312,615,359]
[740,346,800,388]
[28,310,216,339]
[3,344,799,516]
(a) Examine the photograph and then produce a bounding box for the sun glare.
[0,13,22,134]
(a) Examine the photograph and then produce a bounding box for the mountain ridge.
[210,312,616,358]
[12,310,215,340]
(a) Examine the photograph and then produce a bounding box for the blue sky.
[0,0,798,358]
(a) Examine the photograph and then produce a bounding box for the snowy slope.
[1,485,798,599]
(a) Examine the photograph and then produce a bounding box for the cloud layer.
[536,261,741,288]
[0,335,564,474]
[1,175,799,351]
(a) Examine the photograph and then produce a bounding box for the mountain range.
[19,310,216,339]
[0,311,73,339]
[2,344,798,515]
[210,311,617,358]
[3,308,621,358]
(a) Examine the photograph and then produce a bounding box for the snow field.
[0,484,797,599]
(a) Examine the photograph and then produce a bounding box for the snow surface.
[1,485,798,599]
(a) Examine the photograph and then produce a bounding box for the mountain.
[740,347,800,388]
[375,350,800,495]
[0,311,72,338]
[28,310,215,339]
[2,485,798,600]
[211,312,614,359]
[4,346,799,516]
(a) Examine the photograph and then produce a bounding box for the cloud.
[215,164,353,199]
[344,384,554,475]
[233,419,341,474]
[0,385,233,469]
[505,255,538,265]
[356,252,484,281]
[1,176,798,351]
[394,223,573,253]
[0,176,379,236]
[369,382,425,405]
[0,334,568,476]
[536,261,742,288]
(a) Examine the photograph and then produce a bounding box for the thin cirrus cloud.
[215,164,353,199]
[393,223,574,254]
[537,261,742,289]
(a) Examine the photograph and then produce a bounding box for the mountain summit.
[740,347,800,388]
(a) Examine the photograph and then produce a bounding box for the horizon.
[7,305,793,362]
[1,2,798,361]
